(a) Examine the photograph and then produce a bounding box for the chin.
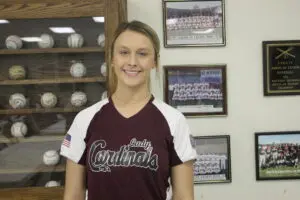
[121,80,147,89]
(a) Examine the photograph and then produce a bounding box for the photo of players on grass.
[163,0,225,47]
[163,65,227,117]
[192,135,231,184]
[255,131,300,180]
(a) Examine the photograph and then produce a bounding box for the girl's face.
[112,30,156,90]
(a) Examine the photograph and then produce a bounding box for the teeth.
[124,70,139,75]
[126,71,138,74]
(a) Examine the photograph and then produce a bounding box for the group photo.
[256,132,300,180]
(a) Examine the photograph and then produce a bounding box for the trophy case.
[0,0,127,199]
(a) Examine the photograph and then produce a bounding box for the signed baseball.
[11,122,28,137]
[71,91,87,107]
[9,93,27,109]
[9,65,26,80]
[38,34,54,48]
[41,92,57,108]
[43,150,60,166]
[70,62,86,78]
[6,35,23,49]
[67,33,84,48]
[45,180,60,187]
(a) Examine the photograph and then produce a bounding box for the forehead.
[114,30,154,50]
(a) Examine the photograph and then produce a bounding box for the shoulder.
[73,98,109,124]
[151,98,187,132]
[152,98,184,120]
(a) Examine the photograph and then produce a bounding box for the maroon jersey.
[60,96,196,200]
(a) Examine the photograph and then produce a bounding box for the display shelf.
[0,108,85,115]
[0,135,65,143]
[0,47,104,55]
[0,77,105,86]
[0,0,127,195]
[0,164,65,174]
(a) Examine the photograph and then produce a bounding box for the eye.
[119,50,129,55]
[138,52,148,56]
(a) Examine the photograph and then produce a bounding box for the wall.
[127,0,300,199]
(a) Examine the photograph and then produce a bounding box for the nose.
[128,53,137,66]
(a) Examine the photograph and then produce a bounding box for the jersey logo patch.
[88,138,159,172]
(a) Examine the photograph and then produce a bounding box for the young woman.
[60,20,197,200]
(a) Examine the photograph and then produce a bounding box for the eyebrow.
[118,45,151,51]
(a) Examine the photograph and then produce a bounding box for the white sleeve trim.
[172,114,197,163]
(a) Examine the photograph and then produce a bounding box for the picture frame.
[255,131,300,181]
[162,0,226,47]
[263,40,300,96]
[163,65,227,117]
[192,135,231,184]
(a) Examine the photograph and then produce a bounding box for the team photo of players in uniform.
[163,0,225,47]
[164,65,227,116]
[192,135,231,184]
[255,131,300,180]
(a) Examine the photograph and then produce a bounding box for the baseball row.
[9,90,108,109]
[8,62,107,80]
[4,33,105,49]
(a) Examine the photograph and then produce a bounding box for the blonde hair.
[107,20,160,96]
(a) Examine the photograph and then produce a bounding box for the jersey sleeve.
[60,114,87,165]
[170,114,197,166]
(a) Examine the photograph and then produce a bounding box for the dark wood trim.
[0,107,85,115]
[0,77,105,85]
[0,1,105,19]
[0,187,64,200]
[0,47,104,55]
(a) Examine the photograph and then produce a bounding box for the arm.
[63,159,86,200]
[171,160,195,200]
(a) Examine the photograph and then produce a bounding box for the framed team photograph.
[163,65,227,117]
[192,135,231,184]
[162,0,226,47]
[255,131,300,181]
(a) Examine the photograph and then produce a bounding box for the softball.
[9,93,27,109]
[45,180,60,187]
[41,92,57,108]
[100,62,107,77]
[10,122,28,137]
[5,35,23,49]
[43,150,60,166]
[70,62,86,78]
[67,33,84,48]
[71,91,87,107]
[38,33,54,48]
[97,33,105,47]
[9,65,26,80]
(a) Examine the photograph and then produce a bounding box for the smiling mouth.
[122,69,141,77]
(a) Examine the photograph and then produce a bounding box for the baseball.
[9,93,27,109]
[5,35,23,49]
[8,65,26,80]
[101,90,107,100]
[67,33,84,48]
[41,92,57,108]
[11,122,28,137]
[71,91,87,107]
[97,33,105,47]
[70,62,86,78]
[45,180,60,187]
[38,34,54,48]
[100,62,107,77]
[43,150,60,166]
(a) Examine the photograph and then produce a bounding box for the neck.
[112,85,151,105]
